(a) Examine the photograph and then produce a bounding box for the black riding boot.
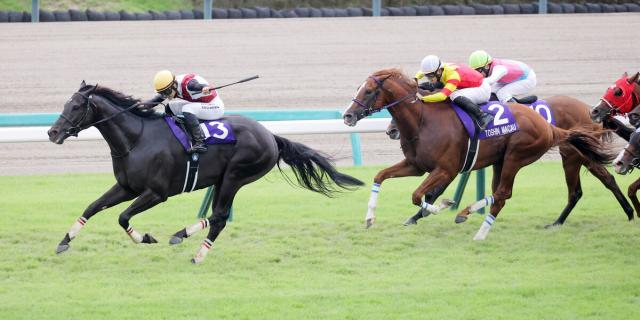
[183,112,207,154]
[453,96,494,131]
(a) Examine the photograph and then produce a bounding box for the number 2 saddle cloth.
[164,116,237,152]
[452,100,556,140]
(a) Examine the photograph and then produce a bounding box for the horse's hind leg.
[546,152,583,228]
[170,185,220,245]
[455,163,502,224]
[627,178,640,218]
[117,190,167,244]
[57,183,137,254]
[191,180,243,264]
[585,161,634,221]
[468,162,521,240]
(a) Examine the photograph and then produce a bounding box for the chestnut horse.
[387,94,635,226]
[343,69,614,240]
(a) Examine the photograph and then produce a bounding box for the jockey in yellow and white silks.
[469,50,537,103]
[142,70,225,153]
[415,55,494,130]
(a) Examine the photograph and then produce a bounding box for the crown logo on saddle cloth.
[164,116,237,152]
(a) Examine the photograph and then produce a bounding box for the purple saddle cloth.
[164,116,237,152]
[452,100,555,140]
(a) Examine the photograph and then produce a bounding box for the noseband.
[621,146,640,173]
[351,76,414,117]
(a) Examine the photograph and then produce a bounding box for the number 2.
[488,104,508,126]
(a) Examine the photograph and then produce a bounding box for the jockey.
[415,55,494,130]
[468,50,537,104]
[142,70,225,154]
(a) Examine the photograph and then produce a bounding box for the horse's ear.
[628,72,640,84]
[80,80,86,88]
[623,72,628,78]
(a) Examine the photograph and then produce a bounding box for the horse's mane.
[81,84,161,118]
[372,68,417,92]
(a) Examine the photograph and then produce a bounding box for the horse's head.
[48,81,98,144]
[343,69,415,127]
[591,72,640,123]
[614,130,640,175]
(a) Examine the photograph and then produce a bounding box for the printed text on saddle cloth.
[453,100,554,140]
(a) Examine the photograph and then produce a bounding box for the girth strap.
[460,127,480,173]
[182,153,200,193]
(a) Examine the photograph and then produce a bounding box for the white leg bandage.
[186,219,209,237]
[126,226,143,244]
[469,196,495,213]
[365,183,380,226]
[67,217,87,239]
[193,239,213,264]
[473,214,496,241]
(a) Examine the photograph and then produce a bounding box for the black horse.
[47,82,363,263]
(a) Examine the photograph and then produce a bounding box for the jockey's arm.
[420,72,460,103]
[485,65,507,85]
[186,79,211,94]
[139,94,165,109]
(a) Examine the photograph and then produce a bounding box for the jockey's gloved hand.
[415,92,424,101]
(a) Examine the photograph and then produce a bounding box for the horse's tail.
[273,135,364,197]
[552,126,616,165]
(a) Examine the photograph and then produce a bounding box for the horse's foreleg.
[117,190,166,244]
[627,178,640,219]
[403,169,456,226]
[56,184,137,254]
[586,162,634,221]
[192,182,241,264]
[366,159,422,228]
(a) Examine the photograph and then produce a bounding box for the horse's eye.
[614,88,623,97]
[365,89,372,95]
[72,104,80,110]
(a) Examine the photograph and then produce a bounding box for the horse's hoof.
[191,258,197,264]
[365,218,375,229]
[169,236,183,245]
[142,233,158,244]
[403,217,417,226]
[56,244,70,254]
[455,215,467,224]
[544,222,562,229]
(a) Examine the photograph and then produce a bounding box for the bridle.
[351,76,414,117]
[621,145,640,173]
[59,85,149,158]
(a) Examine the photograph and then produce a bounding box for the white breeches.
[491,70,537,103]
[450,79,492,104]
[168,96,225,120]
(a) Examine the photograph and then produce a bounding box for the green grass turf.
[1,162,639,319]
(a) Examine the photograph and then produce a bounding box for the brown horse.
[388,94,635,226]
[343,69,615,240]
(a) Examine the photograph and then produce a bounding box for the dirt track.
[1,14,639,175]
